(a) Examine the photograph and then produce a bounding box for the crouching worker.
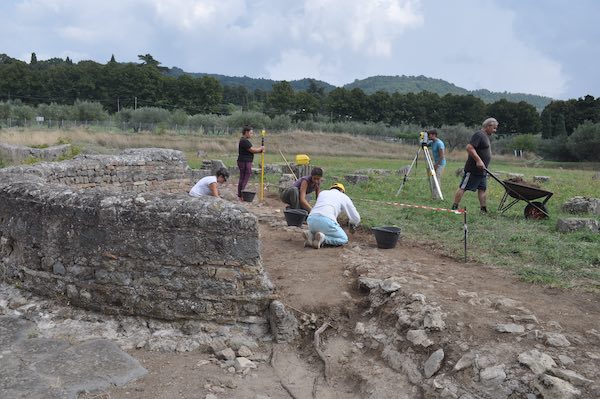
[189,168,229,198]
[303,182,360,249]
[280,167,323,212]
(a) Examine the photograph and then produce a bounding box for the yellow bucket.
[295,154,310,165]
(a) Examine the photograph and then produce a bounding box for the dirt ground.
[100,190,600,399]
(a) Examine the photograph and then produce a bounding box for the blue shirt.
[431,139,446,166]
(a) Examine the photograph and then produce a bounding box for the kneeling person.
[189,168,229,198]
[304,183,360,249]
[280,167,323,212]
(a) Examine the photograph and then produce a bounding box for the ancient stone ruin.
[0,143,72,163]
[0,148,274,324]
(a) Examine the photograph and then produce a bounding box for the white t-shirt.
[310,189,361,225]
[189,176,217,197]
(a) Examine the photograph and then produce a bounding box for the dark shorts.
[459,172,487,191]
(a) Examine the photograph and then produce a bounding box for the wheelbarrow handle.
[484,167,503,184]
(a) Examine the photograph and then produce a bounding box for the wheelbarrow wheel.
[524,201,548,220]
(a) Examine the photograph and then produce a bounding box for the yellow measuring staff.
[260,129,266,201]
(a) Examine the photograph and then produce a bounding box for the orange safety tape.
[357,198,466,215]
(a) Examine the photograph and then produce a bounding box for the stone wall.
[0,149,274,324]
[0,143,72,163]
[1,148,190,193]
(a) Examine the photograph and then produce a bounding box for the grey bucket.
[284,208,308,226]
[372,226,401,249]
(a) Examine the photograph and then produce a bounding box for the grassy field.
[2,127,599,290]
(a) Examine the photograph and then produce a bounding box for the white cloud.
[382,0,569,98]
[293,0,423,55]
[267,49,341,83]
[152,0,246,31]
[59,26,100,42]
[262,0,424,83]
[0,0,588,97]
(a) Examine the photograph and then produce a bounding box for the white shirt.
[189,175,217,197]
[310,189,360,225]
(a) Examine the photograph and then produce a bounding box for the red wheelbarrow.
[485,169,553,219]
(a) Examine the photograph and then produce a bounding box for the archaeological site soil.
[96,189,600,399]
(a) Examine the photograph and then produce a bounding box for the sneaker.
[480,206,488,214]
[451,203,459,210]
[312,232,325,249]
[302,230,314,247]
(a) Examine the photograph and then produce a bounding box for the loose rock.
[518,349,557,374]
[556,218,600,233]
[534,374,581,399]
[558,355,574,367]
[407,329,433,348]
[454,352,474,371]
[495,323,525,334]
[380,277,402,293]
[234,357,257,371]
[424,309,446,331]
[550,368,594,387]
[545,332,571,347]
[354,322,366,335]
[237,345,253,358]
[423,348,444,378]
[479,364,506,385]
[216,348,236,361]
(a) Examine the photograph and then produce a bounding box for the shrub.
[188,113,226,130]
[72,100,109,121]
[270,114,292,130]
[566,121,600,161]
[37,102,74,121]
[57,144,82,161]
[0,101,11,119]
[130,107,171,124]
[10,104,36,121]
[511,134,539,153]
[537,135,576,161]
[115,108,134,123]
[440,124,473,150]
[492,134,540,155]
[170,109,189,126]
[226,111,270,130]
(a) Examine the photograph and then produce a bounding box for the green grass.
[94,142,600,289]
[303,155,600,290]
[194,153,599,292]
[4,127,598,290]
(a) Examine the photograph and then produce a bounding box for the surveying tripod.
[395,132,443,200]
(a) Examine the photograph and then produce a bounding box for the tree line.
[1,52,599,161]
[0,52,543,135]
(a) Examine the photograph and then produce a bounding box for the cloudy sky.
[1,0,598,100]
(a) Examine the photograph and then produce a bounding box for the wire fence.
[0,117,422,146]
[0,118,237,136]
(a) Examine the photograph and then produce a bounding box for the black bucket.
[241,190,256,202]
[284,208,308,226]
[372,226,401,249]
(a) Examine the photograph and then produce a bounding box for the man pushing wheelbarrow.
[451,118,498,214]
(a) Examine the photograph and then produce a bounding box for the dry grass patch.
[1,128,416,159]
[0,127,533,165]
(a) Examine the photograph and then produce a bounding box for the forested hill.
[343,75,553,110]
[344,75,468,96]
[166,67,336,93]
[169,67,552,110]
